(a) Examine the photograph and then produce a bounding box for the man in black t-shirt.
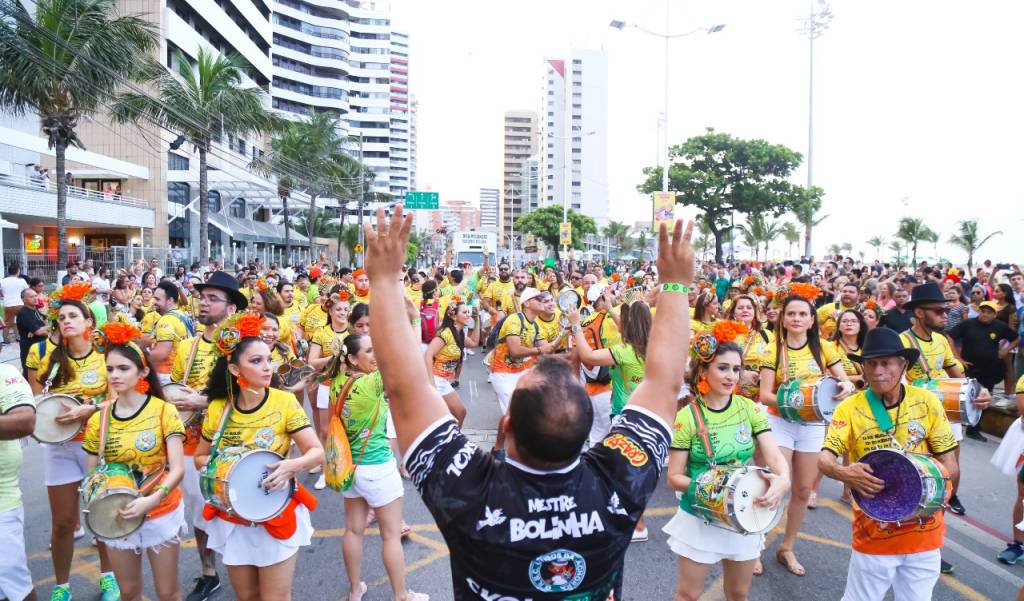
[14,288,48,378]
[948,301,1019,390]
[365,207,694,600]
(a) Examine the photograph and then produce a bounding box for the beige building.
[500,110,539,245]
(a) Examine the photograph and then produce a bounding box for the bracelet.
[156,484,171,497]
[661,282,690,295]
[410,318,421,327]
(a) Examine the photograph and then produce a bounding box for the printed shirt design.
[202,388,311,457]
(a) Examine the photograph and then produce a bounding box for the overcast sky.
[391,0,1024,264]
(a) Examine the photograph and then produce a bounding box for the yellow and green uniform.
[491,313,540,374]
[311,323,348,359]
[900,329,962,383]
[139,311,160,337]
[817,301,861,340]
[82,395,185,519]
[202,389,311,456]
[484,280,515,308]
[353,291,371,306]
[609,342,645,416]
[823,386,956,554]
[171,335,221,454]
[759,339,842,418]
[405,286,423,305]
[305,283,319,305]
[829,340,862,378]
[299,303,328,338]
[431,328,463,381]
[24,336,59,373]
[153,311,192,376]
[691,319,717,337]
[330,371,392,465]
[283,299,304,333]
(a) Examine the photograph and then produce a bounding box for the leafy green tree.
[0,0,157,267]
[780,222,801,258]
[602,221,631,257]
[887,240,904,266]
[895,217,933,266]
[792,188,828,258]
[406,242,418,265]
[291,208,337,239]
[638,128,810,263]
[514,206,596,256]
[111,47,273,263]
[739,213,782,261]
[867,236,885,261]
[948,219,1001,273]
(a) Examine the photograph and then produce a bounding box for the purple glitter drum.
[852,449,949,523]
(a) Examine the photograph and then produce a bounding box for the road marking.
[944,536,1024,589]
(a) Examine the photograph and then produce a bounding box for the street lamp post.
[799,1,832,257]
[610,12,725,195]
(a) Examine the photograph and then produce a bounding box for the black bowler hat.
[904,282,946,310]
[194,271,248,310]
[847,327,920,364]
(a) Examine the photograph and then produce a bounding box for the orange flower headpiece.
[627,278,636,287]
[332,289,351,302]
[256,277,270,292]
[450,294,463,305]
[213,311,265,356]
[788,282,823,302]
[59,282,94,303]
[611,273,621,283]
[91,322,147,367]
[690,320,750,363]
[353,269,367,279]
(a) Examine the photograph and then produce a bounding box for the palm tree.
[602,221,631,258]
[948,219,1002,273]
[827,243,842,257]
[867,235,885,261]
[111,47,273,263]
[739,213,781,261]
[887,240,904,266]
[895,217,934,266]
[921,229,940,262]
[793,191,828,258]
[292,208,337,239]
[781,222,801,258]
[0,0,157,267]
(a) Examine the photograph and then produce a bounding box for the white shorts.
[842,548,941,601]
[206,505,313,567]
[341,461,404,508]
[0,505,33,601]
[316,384,331,410]
[663,509,762,563]
[43,440,88,486]
[103,503,187,553]
[491,371,526,414]
[991,417,1024,477]
[950,421,963,442]
[587,390,613,448]
[181,459,208,531]
[434,375,454,396]
[767,415,826,453]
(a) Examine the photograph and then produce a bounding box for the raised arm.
[623,220,694,425]
[365,207,451,453]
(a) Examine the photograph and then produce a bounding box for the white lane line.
[944,536,1024,589]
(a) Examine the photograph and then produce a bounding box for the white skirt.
[662,508,763,564]
[991,417,1024,477]
[205,505,313,567]
[104,503,187,553]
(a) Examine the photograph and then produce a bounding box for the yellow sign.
[354,243,364,253]
[559,222,572,246]
[652,191,676,232]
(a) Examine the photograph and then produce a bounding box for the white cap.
[587,283,608,303]
[519,287,543,305]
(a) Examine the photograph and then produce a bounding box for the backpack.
[170,310,197,338]
[420,300,440,344]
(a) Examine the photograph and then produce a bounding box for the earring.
[696,374,711,396]
[237,376,250,389]
[135,379,150,393]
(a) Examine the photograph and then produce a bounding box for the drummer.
[195,313,323,601]
[82,323,186,601]
[423,295,481,426]
[25,284,121,601]
[820,327,958,601]
[665,325,789,601]
[169,271,246,601]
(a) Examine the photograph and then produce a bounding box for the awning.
[205,211,309,246]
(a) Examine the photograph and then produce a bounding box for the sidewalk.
[0,341,22,367]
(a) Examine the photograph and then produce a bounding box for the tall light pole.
[548,129,595,259]
[610,13,725,194]
[800,1,832,256]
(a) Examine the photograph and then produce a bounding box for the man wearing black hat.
[169,271,247,601]
[820,327,958,601]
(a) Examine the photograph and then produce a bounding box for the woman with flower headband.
[195,313,323,601]
[307,291,352,489]
[724,293,775,403]
[249,277,298,355]
[82,323,186,601]
[756,285,856,577]
[25,283,122,601]
[691,291,720,336]
[423,295,480,427]
[260,313,297,376]
[665,321,790,600]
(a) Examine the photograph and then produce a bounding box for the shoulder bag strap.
[689,401,716,466]
[179,336,202,385]
[903,331,931,379]
[97,399,113,465]
[332,373,362,419]
[137,400,167,494]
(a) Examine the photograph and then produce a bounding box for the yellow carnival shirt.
[153,312,191,375]
[299,303,328,335]
[25,336,59,372]
[485,280,515,305]
[201,389,311,457]
[83,395,185,519]
[759,339,842,417]
[816,301,860,340]
[432,328,463,381]
[900,330,962,383]
[311,324,348,358]
[171,335,221,455]
[491,313,540,374]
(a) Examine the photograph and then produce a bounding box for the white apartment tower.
[387,31,412,198]
[541,50,609,227]
[479,187,499,229]
[500,110,539,242]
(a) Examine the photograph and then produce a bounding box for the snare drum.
[33,394,84,443]
[689,465,782,535]
[853,449,951,525]
[200,447,294,523]
[81,463,144,539]
[775,376,840,425]
[161,383,198,427]
[913,378,982,426]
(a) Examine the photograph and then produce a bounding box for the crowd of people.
[0,213,1022,601]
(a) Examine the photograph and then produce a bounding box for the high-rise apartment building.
[479,187,499,229]
[430,200,480,232]
[500,110,539,243]
[541,50,609,227]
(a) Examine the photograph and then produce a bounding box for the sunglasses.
[923,306,950,314]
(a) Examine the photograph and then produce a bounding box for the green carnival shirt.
[671,395,770,517]
[0,364,35,512]
[331,371,392,466]
[609,343,645,416]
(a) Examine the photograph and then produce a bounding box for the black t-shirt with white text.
[949,317,1016,365]
[405,407,670,601]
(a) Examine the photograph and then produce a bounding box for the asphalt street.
[15,354,1024,600]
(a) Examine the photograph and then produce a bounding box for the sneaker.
[965,426,988,442]
[947,495,966,515]
[50,585,72,601]
[451,380,460,389]
[998,543,1024,565]
[314,474,326,490]
[73,525,86,539]
[98,573,120,601]
[630,528,649,543]
[185,575,221,601]
[940,559,954,575]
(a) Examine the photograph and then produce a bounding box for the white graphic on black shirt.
[607,492,629,516]
[476,506,507,531]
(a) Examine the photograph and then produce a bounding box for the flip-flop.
[776,549,806,577]
[404,591,429,601]
[401,521,411,537]
[365,509,377,528]
[807,491,818,509]
[348,581,367,601]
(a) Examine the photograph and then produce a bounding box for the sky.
[390,0,1024,265]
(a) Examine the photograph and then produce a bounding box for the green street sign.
[404,191,439,210]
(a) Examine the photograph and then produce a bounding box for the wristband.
[156,484,171,497]
[410,318,421,327]
[661,282,690,295]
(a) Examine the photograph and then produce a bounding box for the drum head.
[557,289,581,312]
[731,468,782,534]
[228,450,294,522]
[161,383,191,402]
[33,395,83,443]
[86,491,144,539]
[962,379,983,426]
[813,377,841,421]
[852,450,919,522]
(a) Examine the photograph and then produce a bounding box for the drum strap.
[689,400,717,467]
[838,340,863,376]
[208,399,235,464]
[904,331,932,379]
[42,361,61,394]
[97,401,113,465]
[180,336,203,386]
[865,388,895,434]
[98,399,167,494]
